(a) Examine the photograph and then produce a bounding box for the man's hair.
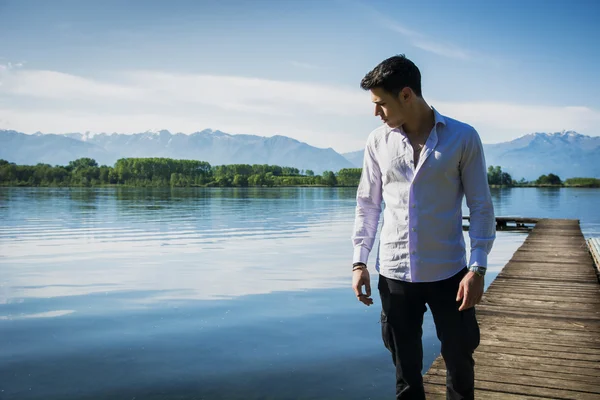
[360,54,422,97]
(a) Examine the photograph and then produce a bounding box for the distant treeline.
[0,159,598,188]
[487,165,600,187]
[0,158,361,187]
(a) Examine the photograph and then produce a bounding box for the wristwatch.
[467,265,486,277]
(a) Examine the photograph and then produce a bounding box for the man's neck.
[402,100,435,139]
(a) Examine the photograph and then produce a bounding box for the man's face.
[370,87,407,129]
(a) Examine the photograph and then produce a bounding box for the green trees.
[487,166,513,186]
[1,158,595,188]
[336,168,362,186]
[0,158,347,187]
[114,158,211,186]
[233,174,248,187]
[536,173,562,185]
[564,178,600,187]
[67,158,98,170]
[321,171,337,186]
[0,159,74,186]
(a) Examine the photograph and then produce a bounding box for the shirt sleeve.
[460,128,496,268]
[351,136,383,265]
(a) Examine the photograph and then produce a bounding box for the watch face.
[469,266,485,275]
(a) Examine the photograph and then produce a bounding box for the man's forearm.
[352,202,380,265]
[468,206,495,268]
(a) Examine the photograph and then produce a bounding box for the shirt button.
[411,251,416,255]
[412,227,416,232]
[411,204,416,208]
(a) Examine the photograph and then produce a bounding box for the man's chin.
[385,121,400,129]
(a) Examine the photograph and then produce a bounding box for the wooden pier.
[463,216,539,232]
[424,219,600,399]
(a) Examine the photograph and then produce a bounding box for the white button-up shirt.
[352,108,495,282]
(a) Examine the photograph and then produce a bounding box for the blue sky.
[1,0,598,152]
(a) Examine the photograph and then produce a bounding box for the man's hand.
[352,268,373,306]
[456,271,484,311]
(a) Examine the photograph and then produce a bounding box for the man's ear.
[400,87,412,102]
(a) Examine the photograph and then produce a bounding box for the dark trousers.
[378,268,480,400]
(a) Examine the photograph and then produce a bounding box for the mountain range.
[1,129,598,179]
[483,131,600,180]
[0,129,354,174]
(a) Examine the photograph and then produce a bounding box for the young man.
[351,55,495,400]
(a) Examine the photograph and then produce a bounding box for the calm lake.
[1,187,599,400]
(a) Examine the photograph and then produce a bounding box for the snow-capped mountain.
[483,131,600,180]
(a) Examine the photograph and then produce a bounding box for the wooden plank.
[478,324,600,341]
[479,297,600,312]
[487,276,599,286]
[484,285,600,295]
[498,262,597,273]
[475,344,600,363]
[478,338,600,357]
[431,356,600,378]
[477,335,600,351]
[424,373,600,399]
[430,361,600,384]
[488,275,599,284]
[424,383,549,400]
[475,304,600,321]
[481,291,600,304]
[423,218,600,397]
[428,367,600,393]
[508,256,593,264]
[476,314,600,332]
[485,279,600,291]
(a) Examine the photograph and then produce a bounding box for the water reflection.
[0,288,398,400]
[488,187,514,216]
[534,187,562,212]
[0,187,525,303]
[0,187,598,399]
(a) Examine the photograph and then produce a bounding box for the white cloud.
[4,70,143,100]
[0,66,599,151]
[1,68,368,116]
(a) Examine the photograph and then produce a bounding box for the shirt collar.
[385,107,446,141]
[387,107,446,141]
[432,106,446,127]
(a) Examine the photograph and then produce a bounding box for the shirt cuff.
[353,246,370,265]
[469,248,488,268]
